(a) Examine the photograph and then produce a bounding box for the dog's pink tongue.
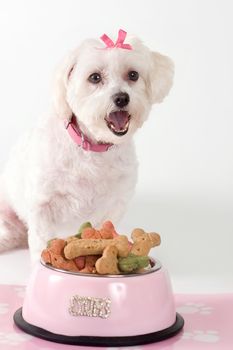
[108,111,129,130]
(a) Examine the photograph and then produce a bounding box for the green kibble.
[118,254,149,273]
[74,233,82,239]
[77,222,92,237]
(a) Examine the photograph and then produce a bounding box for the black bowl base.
[14,308,184,347]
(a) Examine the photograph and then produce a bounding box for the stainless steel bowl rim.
[40,257,162,278]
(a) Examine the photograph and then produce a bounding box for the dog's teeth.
[125,121,130,129]
[106,119,130,135]
[109,123,116,131]
[109,121,129,133]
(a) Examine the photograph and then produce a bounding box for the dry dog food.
[41,221,161,275]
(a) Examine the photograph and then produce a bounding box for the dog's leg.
[28,229,49,264]
[0,201,28,252]
[28,222,53,263]
[27,199,61,263]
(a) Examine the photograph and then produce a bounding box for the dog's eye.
[128,71,139,82]
[88,73,102,84]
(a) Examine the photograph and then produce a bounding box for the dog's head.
[53,31,174,144]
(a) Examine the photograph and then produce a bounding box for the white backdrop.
[0,0,232,291]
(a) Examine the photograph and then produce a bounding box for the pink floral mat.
[0,285,232,349]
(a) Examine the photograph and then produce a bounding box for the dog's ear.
[150,52,174,104]
[52,49,78,119]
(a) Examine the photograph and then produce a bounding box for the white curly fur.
[0,33,174,262]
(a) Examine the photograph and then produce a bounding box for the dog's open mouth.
[105,111,131,136]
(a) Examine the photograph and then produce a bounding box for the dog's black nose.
[113,92,130,108]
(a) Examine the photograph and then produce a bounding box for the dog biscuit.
[42,239,79,272]
[82,227,113,239]
[64,235,129,259]
[95,246,120,275]
[131,228,161,256]
[79,255,100,274]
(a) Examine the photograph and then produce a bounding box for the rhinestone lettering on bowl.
[69,295,111,319]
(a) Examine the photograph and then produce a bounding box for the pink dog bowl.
[14,258,184,346]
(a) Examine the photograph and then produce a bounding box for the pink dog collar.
[65,115,113,152]
[100,29,132,50]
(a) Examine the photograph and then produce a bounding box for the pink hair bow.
[100,29,132,50]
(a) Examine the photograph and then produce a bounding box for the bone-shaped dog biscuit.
[95,246,120,275]
[64,235,129,259]
[130,228,161,256]
[41,239,79,272]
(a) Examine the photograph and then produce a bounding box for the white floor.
[0,193,232,294]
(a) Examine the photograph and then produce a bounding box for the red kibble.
[74,256,86,270]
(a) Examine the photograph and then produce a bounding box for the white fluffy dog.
[0,30,173,261]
